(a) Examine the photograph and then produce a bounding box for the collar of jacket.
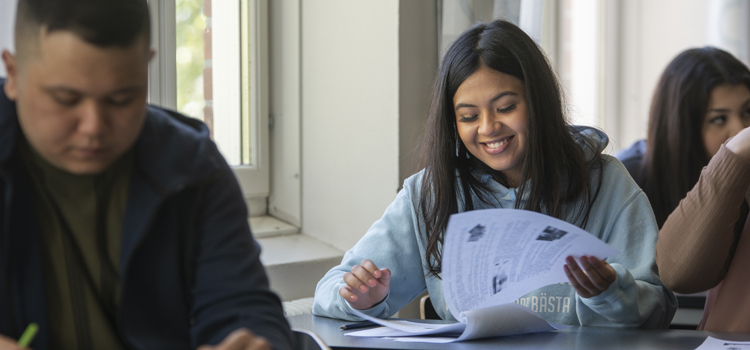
[0,79,18,165]
[134,105,221,194]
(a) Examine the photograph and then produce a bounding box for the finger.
[578,256,609,290]
[215,329,270,350]
[352,265,379,290]
[361,259,382,279]
[198,331,247,350]
[343,271,370,293]
[565,256,598,296]
[219,329,253,350]
[564,264,592,298]
[379,268,391,288]
[588,256,617,284]
[339,285,359,302]
[247,337,271,350]
[0,334,22,350]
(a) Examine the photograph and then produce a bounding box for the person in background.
[313,19,676,328]
[616,47,750,228]
[0,0,292,349]
[657,124,750,332]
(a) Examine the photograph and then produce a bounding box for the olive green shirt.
[20,140,132,350]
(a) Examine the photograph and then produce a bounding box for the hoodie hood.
[474,125,609,183]
[569,125,609,161]
[471,125,609,202]
[0,79,19,166]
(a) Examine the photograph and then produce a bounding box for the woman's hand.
[564,255,616,298]
[726,126,750,161]
[339,259,391,310]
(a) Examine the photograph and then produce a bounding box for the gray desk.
[287,314,750,350]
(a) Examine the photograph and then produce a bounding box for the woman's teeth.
[485,138,509,149]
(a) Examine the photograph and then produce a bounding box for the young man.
[0,0,293,349]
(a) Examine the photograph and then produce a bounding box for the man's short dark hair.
[15,0,150,59]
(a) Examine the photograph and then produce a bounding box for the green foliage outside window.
[176,0,205,121]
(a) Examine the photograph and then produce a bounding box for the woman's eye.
[497,104,516,113]
[459,115,478,122]
[709,116,727,125]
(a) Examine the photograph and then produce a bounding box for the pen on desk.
[17,323,38,348]
[340,321,378,330]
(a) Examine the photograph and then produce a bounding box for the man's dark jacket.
[0,79,293,349]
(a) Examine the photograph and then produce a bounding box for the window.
[558,0,602,128]
[0,0,14,77]
[148,0,271,213]
[557,0,620,152]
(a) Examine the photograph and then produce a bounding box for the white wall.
[399,1,438,186]
[0,0,16,77]
[268,0,302,227]
[301,1,401,251]
[615,0,709,149]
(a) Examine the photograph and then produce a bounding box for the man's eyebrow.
[108,86,145,95]
[455,91,517,110]
[43,85,144,95]
[42,86,80,95]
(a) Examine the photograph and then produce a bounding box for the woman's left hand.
[564,255,617,298]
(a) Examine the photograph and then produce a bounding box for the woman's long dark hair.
[640,47,750,228]
[419,19,603,278]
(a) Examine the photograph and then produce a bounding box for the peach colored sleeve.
[656,145,750,294]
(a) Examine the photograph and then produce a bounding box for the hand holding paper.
[442,209,619,317]
[564,255,617,298]
[343,209,620,343]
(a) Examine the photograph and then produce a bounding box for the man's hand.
[0,334,25,350]
[338,259,391,310]
[564,255,617,298]
[197,329,270,350]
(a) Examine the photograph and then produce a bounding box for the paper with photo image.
[345,208,618,343]
[442,208,619,320]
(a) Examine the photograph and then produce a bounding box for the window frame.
[148,0,271,206]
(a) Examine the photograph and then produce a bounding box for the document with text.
[346,208,619,343]
[695,337,750,350]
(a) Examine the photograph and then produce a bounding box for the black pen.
[340,321,378,330]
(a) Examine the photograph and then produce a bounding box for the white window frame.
[148,0,177,110]
[148,0,271,209]
[0,0,17,77]
[547,0,621,152]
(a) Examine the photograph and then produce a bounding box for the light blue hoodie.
[313,127,677,328]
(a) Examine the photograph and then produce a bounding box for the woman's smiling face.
[453,65,529,187]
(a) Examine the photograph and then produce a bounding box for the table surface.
[287,314,750,350]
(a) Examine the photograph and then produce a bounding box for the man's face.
[2,30,151,175]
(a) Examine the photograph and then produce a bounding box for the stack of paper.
[345,209,619,343]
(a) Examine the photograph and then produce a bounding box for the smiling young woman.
[453,66,528,187]
[313,19,676,329]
